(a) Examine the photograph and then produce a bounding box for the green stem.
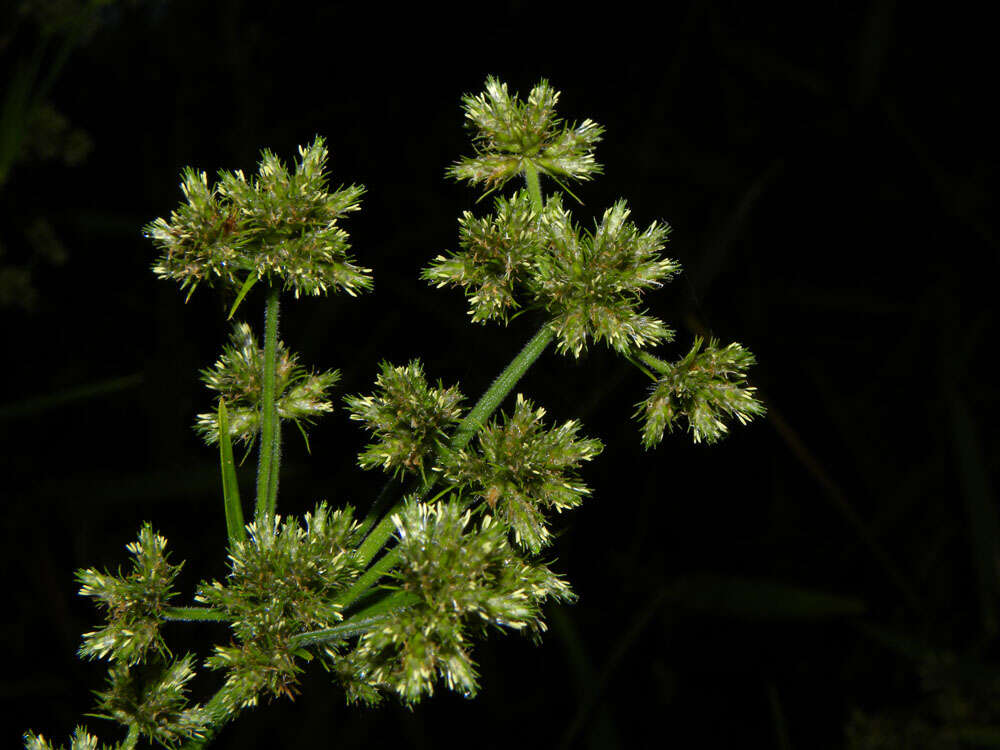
[524,161,544,214]
[290,590,420,649]
[179,687,240,750]
[353,324,555,566]
[336,548,402,609]
[255,286,281,523]
[162,606,230,623]
[123,723,140,750]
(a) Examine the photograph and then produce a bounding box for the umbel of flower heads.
[25,79,765,750]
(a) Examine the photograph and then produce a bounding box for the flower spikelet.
[23,727,110,750]
[147,136,370,298]
[442,394,602,553]
[638,337,766,446]
[422,189,545,324]
[448,77,604,192]
[351,500,573,703]
[76,524,181,665]
[194,322,339,447]
[344,360,464,477]
[196,503,362,706]
[530,197,680,357]
[92,656,210,746]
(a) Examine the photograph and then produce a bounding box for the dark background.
[2,1,996,747]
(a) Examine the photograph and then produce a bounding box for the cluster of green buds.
[145,136,369,300]
[194,322,339,450]
[38,527,213,749]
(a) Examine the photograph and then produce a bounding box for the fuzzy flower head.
[350,500,573,703]
[443,394,602,553]
[75,524,181,665]
[194,322,339,449]
[448,77,604,193]
[344,360,464,477]
[531,196,680,358]
[422,189,545,324]
[92,657,210,747]
[197,504,362,707]
[639,337,766,446]
[147,136,370,299]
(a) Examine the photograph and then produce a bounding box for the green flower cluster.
[194,322,339,448]
[448,77,604,192]
[76,524,181,665]
[69,527,210,748]
[533,198,678,357]
[197,503,362,708]
[443,394,602,553]
[146,136,369,298]
[426,192,678,358]
[24,728,109,750]
[638,337,766,446]
[430,78,680,359]
[92,658,209,747]
[347,500,573,702]
[423,189,546,323]
[344,360,464,477]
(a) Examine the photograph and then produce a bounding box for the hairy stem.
[255,286,281,523]
[523,161,544,214]
[290,590,420,649]
[162,606,230,623]
[353,323,555,566]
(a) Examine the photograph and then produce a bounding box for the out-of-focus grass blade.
[218,400,246,546]
[767,682,793,750]
[948,391,1000,636]
[668,575,865,619]
[0,373,143,420]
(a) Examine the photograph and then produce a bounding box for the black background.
[2,1,997,748]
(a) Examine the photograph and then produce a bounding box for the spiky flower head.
[23,727,107,750]
[350,500,573,703]
[442,394,602,553]
[448,77,604,193]
[147,136,370,299]
[638,337,766,446]
[194,322,339,448]
[92,656,210,747]
[197,503,362,707]
[422,189,546,324]
[344,360,464,477]
[531,196,680,357]
[76,524,181,665]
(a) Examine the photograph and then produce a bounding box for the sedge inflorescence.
[26,77,764,750]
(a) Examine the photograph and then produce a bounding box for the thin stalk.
[290,590,420,649]
[353,324,555,566]
[336,548,402,610]
[123,723,140,750]
[162,606,230,623]
[255,286,281,522]
[524,161,544,214]
[179,687,240,750]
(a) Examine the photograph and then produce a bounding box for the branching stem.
[353,323,555,566]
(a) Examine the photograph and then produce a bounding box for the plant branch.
[353,323,555,567]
